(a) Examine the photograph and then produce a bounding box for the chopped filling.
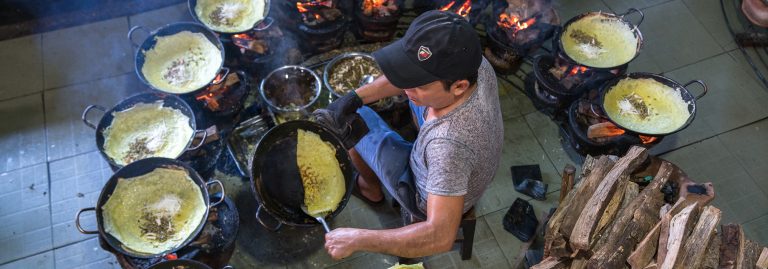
[618,92,651,119]
[139,194,183,243]
[209,3,244,26]
[162,47,207,87]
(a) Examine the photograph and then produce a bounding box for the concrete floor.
[1,0,767,268]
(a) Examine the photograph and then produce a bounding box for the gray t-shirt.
[410,58,503,214]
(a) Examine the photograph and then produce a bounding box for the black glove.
[313,91,369,149]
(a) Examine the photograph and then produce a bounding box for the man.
[315,10,503,260]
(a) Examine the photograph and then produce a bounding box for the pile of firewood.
[534,146,768,269]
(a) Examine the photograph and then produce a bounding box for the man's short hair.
[440,71,479,91]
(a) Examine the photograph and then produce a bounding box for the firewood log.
[532,257,567,269]
[675,206,722,269]
[570,146,648,252]
[559,164,576,203]
[545,156,616,258]
[644,262,658,269]
[659,203,700,269]
[720,224,745,269]
[757,247,768,269]
[657,198,701,264]
[700,231,721,269]
[744,240,762,269]
[628,222,661,269]
[586,162,673,269]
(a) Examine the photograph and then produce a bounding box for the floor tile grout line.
[0,248,53,267]
[714,134,768,202]
[659,50,732,75]
[40,73,58,268]
[656,115,768,156]
[40,71,135,95]
[0,149,101,176]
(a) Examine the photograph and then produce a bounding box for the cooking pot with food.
[323,52,394,111]
[82,92,207,169]
[75,157,225,258]
[597,72,708,136]
[249,120,355,231]
[557,8,644,69]
[189,0,271,34]
[128,22,229,95]
[259,65,322,124]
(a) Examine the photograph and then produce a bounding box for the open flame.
[296,0,332,13]
[639,135,658,144]
[439,0,472,18]
[497,14,536,32]
[362,0,397,17]
[568,66,589,76]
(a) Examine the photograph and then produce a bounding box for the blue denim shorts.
[353,103,426,219]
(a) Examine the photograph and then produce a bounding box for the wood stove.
[353,0,402,42]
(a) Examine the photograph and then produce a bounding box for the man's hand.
[324,227,362,260]
[313,91,369,149]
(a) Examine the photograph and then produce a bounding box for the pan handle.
[187,129,208,151]
[255,205,283,232]
[127,26,150,48]
[683,80,708,100]
[75,207,98,234]
[252,17,274,31]
[206,180,226,208]
[211,67,231,85]
[81,105,106,129]
[618,8,644,27]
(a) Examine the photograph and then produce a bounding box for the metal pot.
[556,8,644,70]
[597,72,708,136]
[128,22,229,95]
[75,157,225,258]
[188,0,272,34]
[81,92,207,170]
[249,120,355,231]
[259,65,322,123]
[323,52,394,110]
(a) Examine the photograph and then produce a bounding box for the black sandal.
[351,172,385,206]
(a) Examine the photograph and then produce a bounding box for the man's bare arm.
[354,75,403,105]
[326,194,464,258]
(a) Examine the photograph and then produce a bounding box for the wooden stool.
[456,207,477,260]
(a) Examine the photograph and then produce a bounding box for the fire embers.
[296,0,342,27]
[355,0,401,42]
[564,99,661,156]
[484,0,558,74]
[231,19,283,57]
[438,0,473,18]
[194,72,247,116]
[362,0,398,17]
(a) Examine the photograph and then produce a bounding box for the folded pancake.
[603,78,691,134]
[102,167,206,254]
[142,31,222,94]
[103,102,194,166]
[195,0,266,33]
[562,14,638,68]
[297,129,345,216]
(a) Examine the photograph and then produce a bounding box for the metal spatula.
[301,205,331,233]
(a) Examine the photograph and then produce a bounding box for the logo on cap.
[417,46,432,61]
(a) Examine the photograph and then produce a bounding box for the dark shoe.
[502,198,539,242]
[351,172,385,206]
[511,165,548,201]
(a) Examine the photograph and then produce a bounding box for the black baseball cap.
[372,10,482,89]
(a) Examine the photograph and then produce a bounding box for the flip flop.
[351,172,385,206]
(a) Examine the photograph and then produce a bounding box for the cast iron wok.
[249,120,354,231]
[82,92,207,170]
[75,157,225,258]
[128,22,229,95]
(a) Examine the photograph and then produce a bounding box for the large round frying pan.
[188,0,272,35]
[128,22,229,95]
[148,259,234,269]
[596,72,708,136]
[556,8,644,70]
[81,92,207,170]
[75,157,225,258]
[249,120,355,231]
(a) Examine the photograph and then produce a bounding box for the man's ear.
[450,80,471,96]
